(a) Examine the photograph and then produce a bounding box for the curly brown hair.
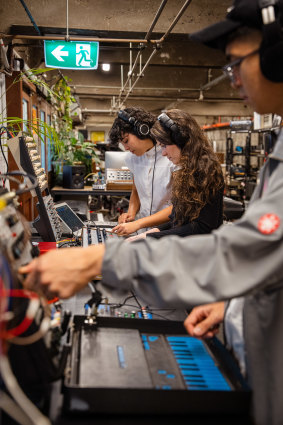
[151,109,224,225]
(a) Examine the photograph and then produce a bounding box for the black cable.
[122,303,146,309]
[131,290,143,310]
[149,144,157,216]
[119,294,135,307]
[0,126,13,138]
[0,133,8,174]
[0,171,38,195]
[150,312,171,321]
[0,126,13,177]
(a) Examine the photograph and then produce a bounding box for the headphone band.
[118,110,151,139]
[258,0,283,82]
[158,113,187,148]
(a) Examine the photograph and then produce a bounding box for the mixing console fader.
[82,226,117,246]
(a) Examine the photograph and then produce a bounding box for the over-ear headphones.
[158,113,187,148]
[118,110,151,139]
[258,0,283,82]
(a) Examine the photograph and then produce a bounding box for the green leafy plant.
[1,69,99,177]
[0,68,61,152]
[51,76,99,174]
[53,130,99,173]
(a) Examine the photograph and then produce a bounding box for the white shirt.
[125,145,175,220]
[224,297,246,376]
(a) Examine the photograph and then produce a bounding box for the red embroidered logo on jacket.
[258,213,280,234]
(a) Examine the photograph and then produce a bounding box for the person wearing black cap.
[21,1,283,424]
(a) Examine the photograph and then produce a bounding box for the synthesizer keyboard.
[63,316,250,416]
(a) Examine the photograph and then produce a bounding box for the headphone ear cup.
[135,122,150,138]
[260,41,283,82]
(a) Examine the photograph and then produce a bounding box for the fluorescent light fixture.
[102,63,110,72]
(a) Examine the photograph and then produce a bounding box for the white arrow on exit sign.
[51,45,69,62]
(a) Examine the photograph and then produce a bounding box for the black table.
[51,186,132,201]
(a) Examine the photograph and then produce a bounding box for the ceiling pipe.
[119,0,192,107]
[200,73,227,91]
[71,84,199,92]
[119,44,141,96]
[4,34,148,43]
[82,109,113,113]
[5,0,191,45]
[66,0,70,41]
[8,0,192,109]
[119,0,168,99]
[201,122,231,130]
[18,0,41,36]
[152,0,193,44]
[119,48,158,107]
[145,0,168,41]
[129,42,133,91]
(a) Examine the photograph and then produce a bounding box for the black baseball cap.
[190,0,283,51]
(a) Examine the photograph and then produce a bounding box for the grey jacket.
[102,130,283,425]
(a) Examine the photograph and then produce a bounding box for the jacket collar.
[269,129,283,161]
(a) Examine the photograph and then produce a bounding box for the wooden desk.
[51,185,132,201]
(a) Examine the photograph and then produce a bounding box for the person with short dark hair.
[109,107,175,233]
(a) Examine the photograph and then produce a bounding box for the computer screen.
[55,202,85,234]
[105,151,129,170]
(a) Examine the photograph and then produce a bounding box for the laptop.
[54,202,85,236]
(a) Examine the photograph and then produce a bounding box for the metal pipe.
[200,73,227,91]
[145,0,168,41]
[153,0,193,44]
[82,109,113,113]
[119,0,193,105]
[120,65,124,90]
[4,34,148,44]
[66,0,69,40]
[202,122,231,130]
[18,0,41,36]
[119,0,167,97]
[8,0,191,45]
[80,97,244,105]
[129,42,132,90]
[72,84,198,92]
[119,46,141,96]
[120,48,158,106]
[139,53,142,76]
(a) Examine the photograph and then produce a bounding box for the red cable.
[0,289,41,339]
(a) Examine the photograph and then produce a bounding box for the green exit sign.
[44,40,99,70]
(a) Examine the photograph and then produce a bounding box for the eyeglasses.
[222,48,259,83]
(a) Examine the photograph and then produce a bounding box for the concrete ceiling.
[0,0,253,129]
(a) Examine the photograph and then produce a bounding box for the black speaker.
[63,165,85,189]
